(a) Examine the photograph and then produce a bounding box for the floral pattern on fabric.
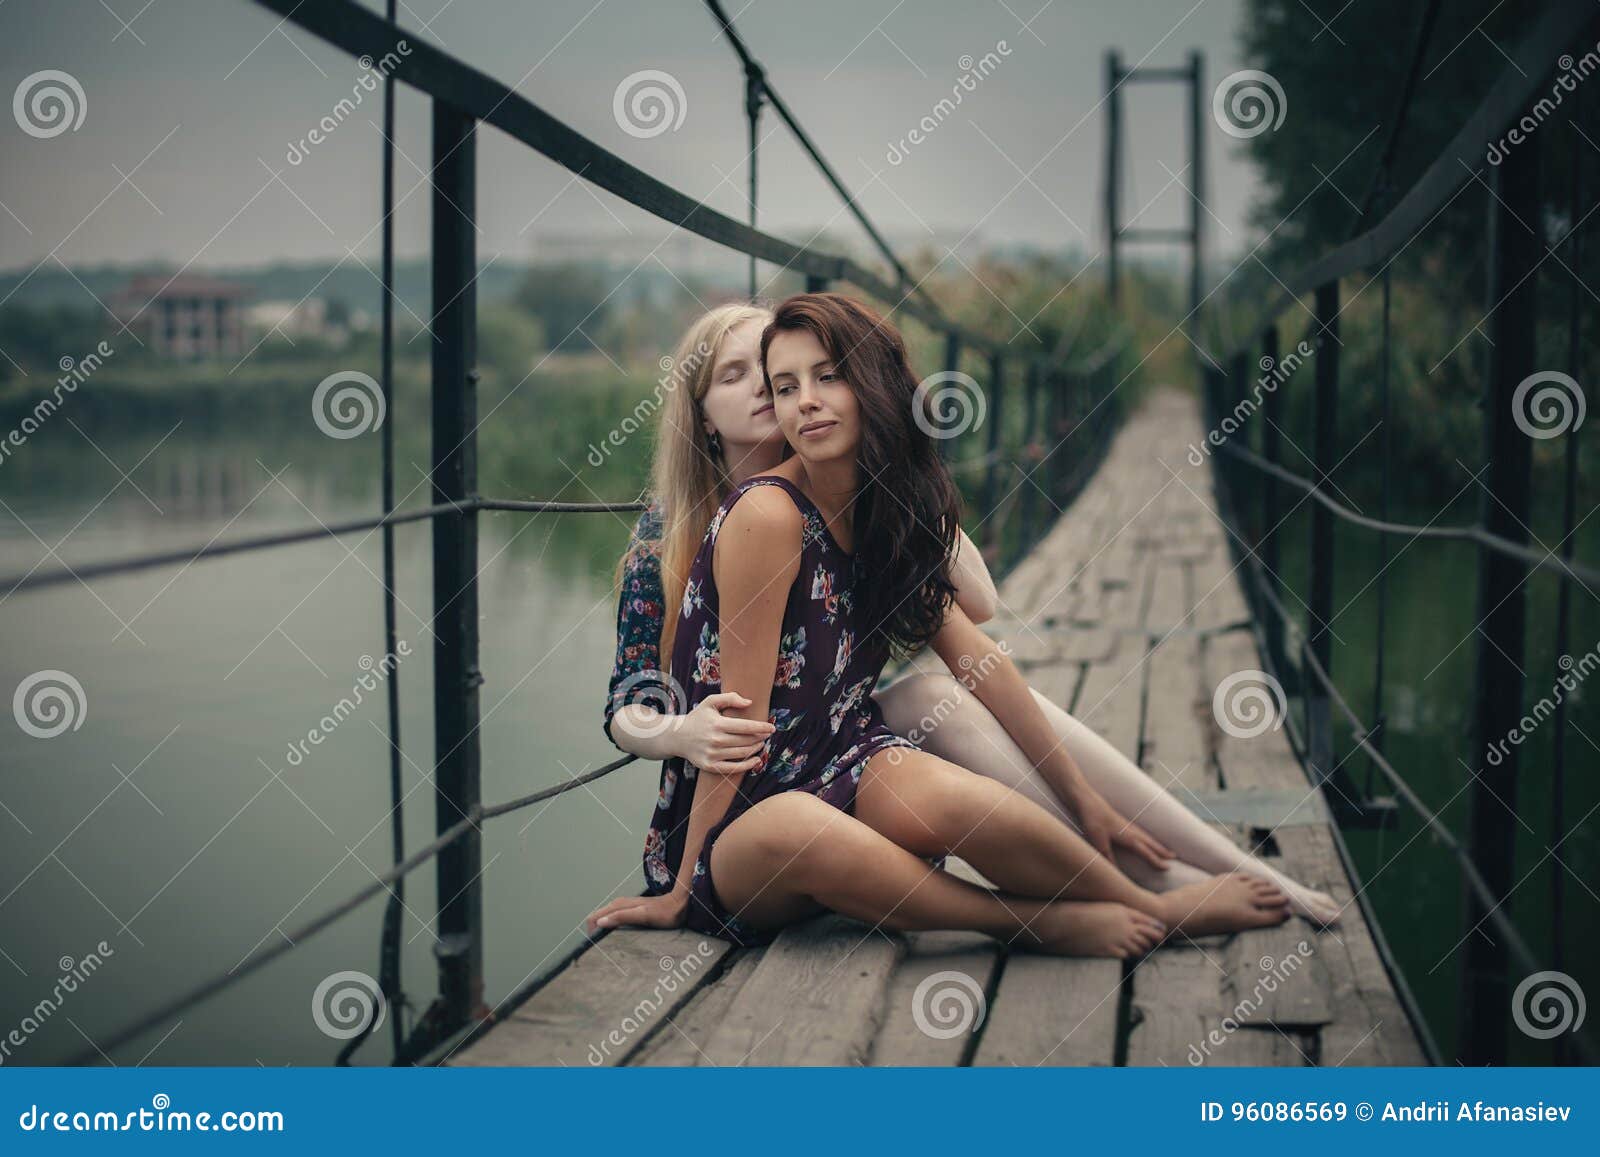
[602,501,667,751]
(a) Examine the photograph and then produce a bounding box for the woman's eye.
[820,372,839,382]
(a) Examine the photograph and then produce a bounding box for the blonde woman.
[598,301,1339,930]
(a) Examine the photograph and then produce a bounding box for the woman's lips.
[797,419,837,438]
[752,402,774,416]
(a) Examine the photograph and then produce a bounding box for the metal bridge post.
[805,273,829,294]
[1228,351,1249,531]
[982,353,1006,554]
[1187,49,1205,326]
[745,64,764,298]
[1104,49,1122,303]
[938,331,962,462]
[1017,361,1043,564]
[1460,126,1540,1068]
[428,101,486,1041]
[1258,326,1286,678]
[1306,284,1339,797]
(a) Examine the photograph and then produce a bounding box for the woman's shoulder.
[707,475,806,549]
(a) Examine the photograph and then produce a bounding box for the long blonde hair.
[619,302,775,662]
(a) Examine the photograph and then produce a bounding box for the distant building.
[115,274,250,359]
[246,298,329,340]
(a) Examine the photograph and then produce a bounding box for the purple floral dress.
[605,476,934,947]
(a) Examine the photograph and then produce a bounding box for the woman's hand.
[1066,782,1174,870]
[677,691,775,774]
[585,889,689,934]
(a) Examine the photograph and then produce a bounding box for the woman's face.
[699,318,780,449]
[765,328,860,466]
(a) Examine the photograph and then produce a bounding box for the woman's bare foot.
[1017,901,1167,958]
[1157,872,1291,937]
[1288,886,1341,927]
[1232,866,1342,925]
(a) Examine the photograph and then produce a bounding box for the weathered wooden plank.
[1188,542,1251,630]
[699,914,905,1066]
[869,931,1002,1065]
[1125,946,1227,1066]
[1224,922,1333,1027]
[1208,1026,1313,1066]
[449,929,731,1067]
[630,948,766,1066]
[973,955,1124,1066]
[1279,825,1428,1067]
[1074,651,1145,762]
[1142,559,1212,794]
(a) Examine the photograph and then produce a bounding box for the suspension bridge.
[17,0,1599,1068]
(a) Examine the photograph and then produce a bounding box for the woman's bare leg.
[875,671,1340,924]
[708,792,1165,958]
[853,747,1290,937]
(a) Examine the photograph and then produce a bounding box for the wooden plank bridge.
[450,388,1425,1068]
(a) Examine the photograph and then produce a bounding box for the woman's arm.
[604,510,773,770]
[928,602,1171,868]
[947,526,998,624]
[667,487,802,903]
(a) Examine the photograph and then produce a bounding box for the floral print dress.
[604,477,936,947]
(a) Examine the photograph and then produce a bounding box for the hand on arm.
[929,603,1172,869]
[609,694,774,771]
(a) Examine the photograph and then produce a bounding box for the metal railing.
[27,0,1125,1065]
[1196,0,1600,1066]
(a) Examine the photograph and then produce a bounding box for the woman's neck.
[791,456,860,542]
[721,438,786,487]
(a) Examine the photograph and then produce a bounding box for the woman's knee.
[866,753,1003,854]
[734,792,845,880]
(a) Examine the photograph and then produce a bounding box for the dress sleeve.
[603,503,668,750]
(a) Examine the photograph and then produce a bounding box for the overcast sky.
[0,0,1258,276]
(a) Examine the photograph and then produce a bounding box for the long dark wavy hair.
[760,292,962,659]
